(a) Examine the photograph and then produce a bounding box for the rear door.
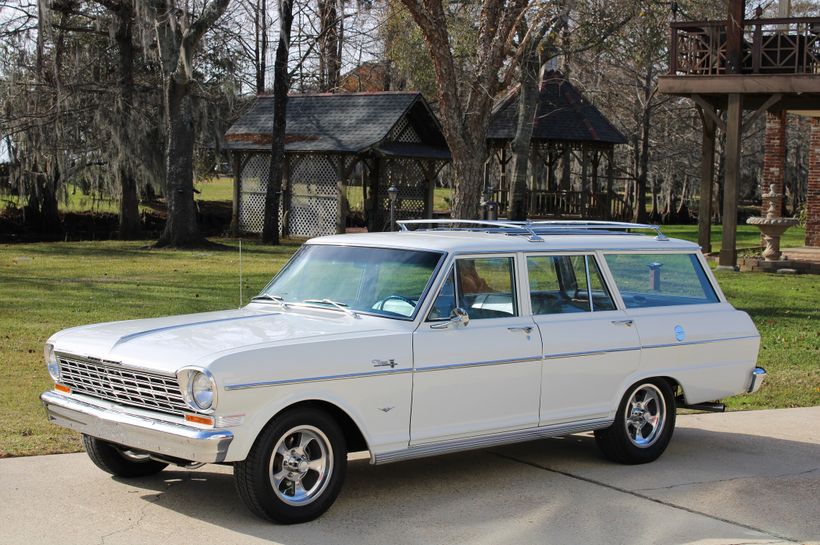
[527,253,642,425]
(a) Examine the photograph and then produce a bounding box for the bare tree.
[148,0,231,247]
[397,0,529,219]
[261,0,294,244]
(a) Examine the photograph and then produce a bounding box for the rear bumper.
[747,367,767,394]
[41,391,233,463]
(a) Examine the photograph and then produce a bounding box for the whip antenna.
[239,239,243,308]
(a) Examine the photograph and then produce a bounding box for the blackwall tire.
[82,435,168,477]
[594,379,676,465]
[234,408,347,524]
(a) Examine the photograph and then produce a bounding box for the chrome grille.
[58,355,187,415]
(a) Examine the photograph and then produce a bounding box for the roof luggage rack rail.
[396,219,668,241]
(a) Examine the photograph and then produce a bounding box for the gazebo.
[486,71,628,220]
[222,92,450,236]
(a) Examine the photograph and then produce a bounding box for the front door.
[526,253,642,426]
[411,255,542,444]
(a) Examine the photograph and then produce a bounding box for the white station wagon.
[41,220,766,523]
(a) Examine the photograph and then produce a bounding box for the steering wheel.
[375,294,417,311]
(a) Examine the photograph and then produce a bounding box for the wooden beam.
[658,74,820,96]
[697,108,716,254]
[719,93,743,269]
[726,0,746,74]
[692,95,727,132]
[336,155,346,234]
[230,152,241,236]
[742,93,783,132]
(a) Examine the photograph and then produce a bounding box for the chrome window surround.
[253,244,447,322]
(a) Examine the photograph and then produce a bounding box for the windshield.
[257,245,444,319]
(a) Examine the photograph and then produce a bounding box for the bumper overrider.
[747,366,767,394]
[41,391,233,463]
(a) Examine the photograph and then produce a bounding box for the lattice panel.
[287,154,340,237]
[239,154,282,234]
[389,117,422,143]
[381,159,428,222]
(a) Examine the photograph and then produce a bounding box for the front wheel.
[234,408,347,524]
[594,379,676,464]
[82,435,168,477]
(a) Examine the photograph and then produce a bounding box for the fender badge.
[378,406,395,413]
[372,359,397,369]
[674,325,685,342]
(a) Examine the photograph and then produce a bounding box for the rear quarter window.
[604,253,719,308]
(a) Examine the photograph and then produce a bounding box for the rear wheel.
[594,379,676,464]
[234,408,347,524]
[82,435,168,477]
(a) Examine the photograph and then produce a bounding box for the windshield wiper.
[250,294,290,308]
[302,298,360,319]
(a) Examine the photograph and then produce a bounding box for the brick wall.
[807,118,820,247]
[762,112,786,216]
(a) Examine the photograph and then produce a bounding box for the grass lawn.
[0,225,817,457]
[662,224,806,252]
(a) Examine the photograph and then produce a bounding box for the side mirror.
[431,307,470,329]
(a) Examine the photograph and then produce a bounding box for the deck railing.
[490,189,632,221]
[669,17,820,75]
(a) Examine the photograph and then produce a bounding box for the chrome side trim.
[415,355,542,373]
[543,345,641,360]
[224,368,412,391]
[372,417,613,465]
[41,391,233,463]
[642,334,760,351]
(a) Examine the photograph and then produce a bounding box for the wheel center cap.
[631,407,645,421]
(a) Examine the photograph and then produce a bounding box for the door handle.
[611,319,634,326]
[508,326,534,334]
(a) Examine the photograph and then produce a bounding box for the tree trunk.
[119,170,141,238]
[156,80,203,247]
[508,49,542,221]
[114,0,141,239]
[449,146,485,219]
[262,0,294,244]
[633,76,651,223]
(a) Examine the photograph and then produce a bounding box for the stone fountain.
[746,185,799,261]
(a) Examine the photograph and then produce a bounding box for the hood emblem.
[372,359,397,369]
[674,325,685,342]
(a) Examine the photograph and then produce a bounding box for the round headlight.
[177,367,217,413]
[191,372,214,410]
[44,343,60,381]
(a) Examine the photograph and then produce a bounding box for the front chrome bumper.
[747,366,767,394]
[41,391,233,463]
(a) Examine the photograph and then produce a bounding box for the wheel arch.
[271,399,369,453]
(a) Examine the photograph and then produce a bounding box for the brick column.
[807,118,820,247]
[762,111,786,217]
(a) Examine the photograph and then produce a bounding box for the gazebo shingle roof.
[223,92,448,156]
[488,71,626,145]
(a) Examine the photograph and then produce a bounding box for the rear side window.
[604,253,719,308]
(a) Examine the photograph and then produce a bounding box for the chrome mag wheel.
[269,425,334,506]
[623,383,666,448]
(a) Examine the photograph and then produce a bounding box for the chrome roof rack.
[396,219,668,242]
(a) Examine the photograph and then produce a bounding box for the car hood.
[48,305,395,374]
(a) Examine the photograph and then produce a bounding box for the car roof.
[308,230,700,254]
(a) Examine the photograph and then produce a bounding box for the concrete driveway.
[1,407,818,545]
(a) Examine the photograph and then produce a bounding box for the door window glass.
[428,257,518,320]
